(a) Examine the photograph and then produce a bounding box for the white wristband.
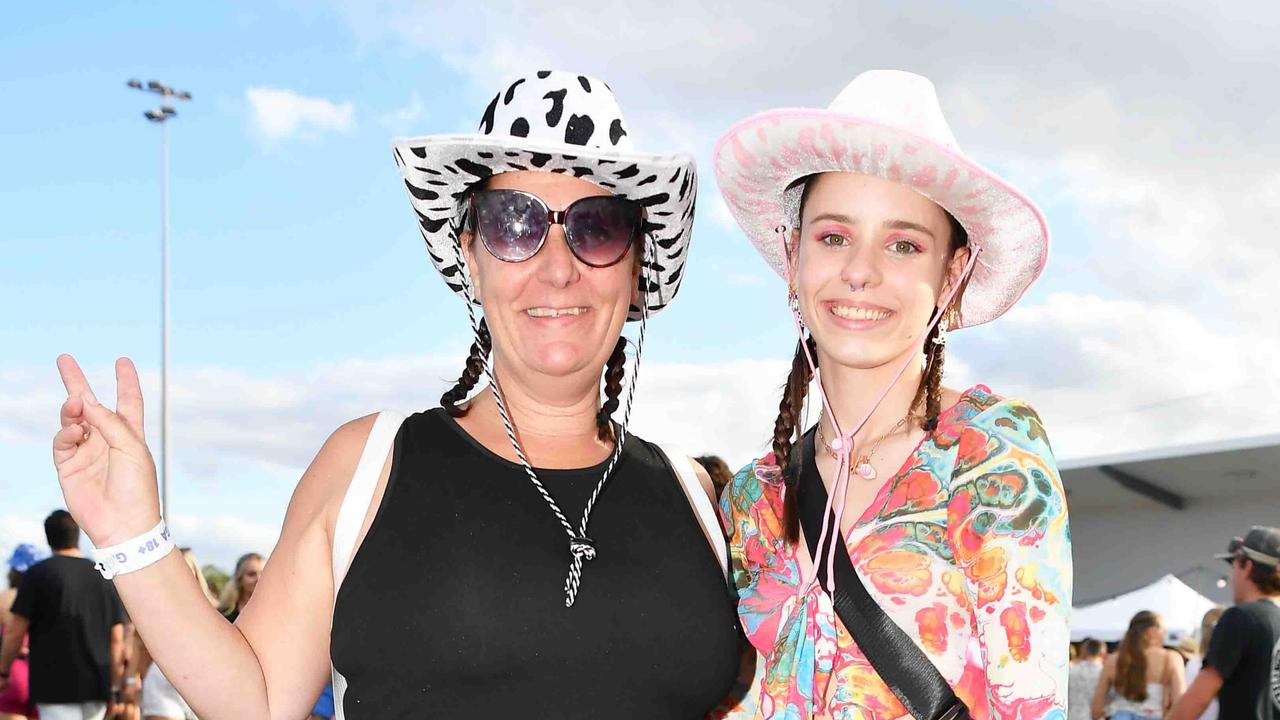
[92,520,174,580]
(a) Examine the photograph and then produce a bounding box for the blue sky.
[4,1,1277,571]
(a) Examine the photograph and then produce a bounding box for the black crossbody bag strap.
[794,431,971,720]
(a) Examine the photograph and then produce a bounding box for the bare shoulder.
[290,413,381,534]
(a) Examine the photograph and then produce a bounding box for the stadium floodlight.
[126,78,193,521]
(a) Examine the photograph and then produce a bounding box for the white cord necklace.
[455,241,651,607]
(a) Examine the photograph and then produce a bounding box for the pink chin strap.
[776,225,982,595]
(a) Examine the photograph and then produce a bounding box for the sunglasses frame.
[465,188,647,268]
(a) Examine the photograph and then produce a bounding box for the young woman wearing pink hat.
[712,70,1072,719]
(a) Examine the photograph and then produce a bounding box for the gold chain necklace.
[816,414,910,481]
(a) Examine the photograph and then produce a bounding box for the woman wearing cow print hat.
[49,71,743,719]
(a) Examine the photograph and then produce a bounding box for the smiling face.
[461,171,640,385]
[790,172,969,371]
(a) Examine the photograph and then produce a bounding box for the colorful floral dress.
[715,385,1071,720]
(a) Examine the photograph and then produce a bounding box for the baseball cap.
[1215,526,1280,567]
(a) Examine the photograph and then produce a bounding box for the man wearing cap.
[1169,527,1280,720]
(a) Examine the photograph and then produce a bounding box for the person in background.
[1092,610,1185,720]
[0,511,126,720]
[216,554,261,624]
[1169,527,1280,720]
[693,455,733,498]
[1179,607,1224,720]
[0,543,42,720]
[1069,638,1106,720]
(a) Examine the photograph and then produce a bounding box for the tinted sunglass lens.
[566,197,642,266]
[475,191,547,261]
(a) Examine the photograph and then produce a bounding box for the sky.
[3,1,1278,572]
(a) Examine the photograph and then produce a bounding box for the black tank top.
[330,408,743,719]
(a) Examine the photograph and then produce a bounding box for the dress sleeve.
[709,460,768,720]
[719,459,769,598]
[944,399,1072,718]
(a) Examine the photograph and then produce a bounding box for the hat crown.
[1243,526,1280,563]
[827,69,959,149]
[477,70,635,152]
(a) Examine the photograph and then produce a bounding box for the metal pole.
[160,119,170,521]
[129,79,188,522]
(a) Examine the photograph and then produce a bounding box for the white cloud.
[246,87,355,141]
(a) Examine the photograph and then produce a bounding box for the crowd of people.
[0,511,333,720]
[1067,526,1280,720]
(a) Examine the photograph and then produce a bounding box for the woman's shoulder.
[719,453,786,516]
[938,384,1055,461]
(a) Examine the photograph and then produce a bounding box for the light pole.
[127,79,192,521]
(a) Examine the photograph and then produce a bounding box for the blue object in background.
[311,683,335,719]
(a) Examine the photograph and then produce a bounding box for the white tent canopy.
[1071,574,1220,643]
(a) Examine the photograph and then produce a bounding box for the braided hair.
[772,335,817,543]
[440,318,492,417]
[596,336,628,442]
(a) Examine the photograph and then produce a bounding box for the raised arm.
[53,354,374,719]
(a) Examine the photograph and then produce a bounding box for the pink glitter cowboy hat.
[712,69,1050,328]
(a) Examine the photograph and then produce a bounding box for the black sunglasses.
[466,189,645,267]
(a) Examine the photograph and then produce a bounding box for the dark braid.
[772,336,816,543]
[597,336,627,442]
[441,318,491,417]
[921,325,945,431]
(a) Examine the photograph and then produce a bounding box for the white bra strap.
[657,444,728,579]
[331,411,404,596]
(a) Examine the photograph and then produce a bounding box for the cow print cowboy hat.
[392,70,698,321]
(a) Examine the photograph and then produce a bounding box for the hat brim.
[392,134,697,321]
[712,109,1050,329]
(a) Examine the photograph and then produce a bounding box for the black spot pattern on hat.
[609,119,627,146]
[537,70,551,79]
[411,146,427,158]
[455,158,493,179]
[406,181,438,201]
[503,78,525,105]
[570,166,594,177]
[510,117,530,137]
[419,215,449,233]
[638,174,657,186]
[478,93,500,134]
[544,89,567,126]
[564,114,594,145]
[635,192,669,207]
[578,75,592,92]
[614,164,639,179]
[529,152,552,168]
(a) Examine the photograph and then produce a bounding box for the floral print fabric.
[715,385,1071,720]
